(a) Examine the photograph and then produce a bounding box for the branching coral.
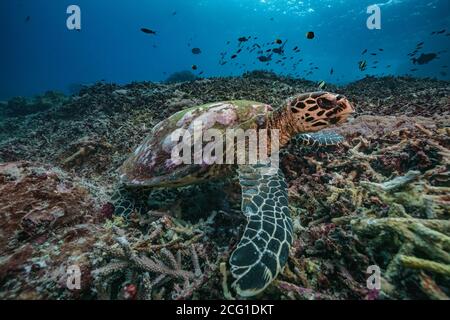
[92,224,208,300]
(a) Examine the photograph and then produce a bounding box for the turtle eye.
[317,98,335,110]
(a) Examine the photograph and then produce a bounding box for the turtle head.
[288,92,354,132]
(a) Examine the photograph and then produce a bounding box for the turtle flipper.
[295,131,344,148]
[111,186,149,217]
[230,163,293,297]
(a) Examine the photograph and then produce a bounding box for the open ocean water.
[0,0,449,99]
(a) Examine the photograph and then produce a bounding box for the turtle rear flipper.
[111,186,149,217]
[230,163,293,297]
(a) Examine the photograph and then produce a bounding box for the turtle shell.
[118,100,273,188]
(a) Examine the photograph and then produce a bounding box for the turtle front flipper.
[111,185,150,217]
[230,163,293,297]
[295,131,344,148]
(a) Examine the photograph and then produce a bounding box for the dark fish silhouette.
[306,31,315,39]
[258,55,272,62]
[371,53,377,56]
[141,28,156,35]
[238,36,249,43]
[437,29,446,34]
[192,65,198,70]
[172,11,177,16]
[417,42,424,47]
[272,41,287,55]
[362,49,368,55]
[379,48,384,51]
[412,53,438,65]
[25,16,31,22]
[410,69,418,72]
[275,39,283,44]
[191,48,201,54]
[231,54,237,59]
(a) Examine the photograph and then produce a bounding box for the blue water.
[1,0,449,100]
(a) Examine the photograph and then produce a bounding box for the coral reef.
[165,71,198,84]
[0,162,102,299]
[0,72,449,299]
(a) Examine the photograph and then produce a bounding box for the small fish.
[275,39,283,45]
[412,53,438,65]
[199,71,204,75]
[410,68,418,72]
[231,54,237,59]
[379,48,384,51]
[141,28,156,35]
[371,53,377,56]
[25,16,31,22]
[293,46,298,51]
[386,65,392,68]
[306,31,315,39]
[330,68,334,75]
[437,29,446,34]
[237,48,242,54]
[416,42,424,47]
[317,80,326,89]
[238,36,249,43]
[358,60,367,71]
[172,11,177,16]
[362,49,368,55]
[191,48,202,54]
[191,65,198,70]
[258,55,272,62]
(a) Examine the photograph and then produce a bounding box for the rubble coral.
[0,162,101,299]
[0,72,449,299]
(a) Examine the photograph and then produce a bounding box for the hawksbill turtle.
[112,92,355,297]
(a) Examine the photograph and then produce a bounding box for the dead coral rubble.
[0,162,102,299]
[0,73,449,300]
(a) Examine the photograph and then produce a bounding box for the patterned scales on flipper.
[295,131,344,148]
[111,186,150,217]
[230,163,293,297]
